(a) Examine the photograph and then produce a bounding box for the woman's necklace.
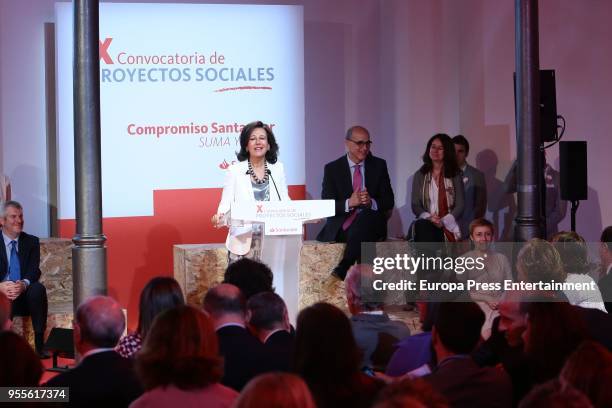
[248,160,269,184]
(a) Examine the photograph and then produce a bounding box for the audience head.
[551,231,592,275]
[560,340,612,407]
[519,379,593,408]
[420,133,459,178]
[599,226,612,270]
[234,373,316,408]
[432,301,484,357]
[203,283,246,327]
[0,291,11,330]
[517,238,567,283]
[345,264,385,315]
[136,305,222,390]
[0,200,24,239]
[469,218,495,251]
[224,258,274,299]
[74,295,125,352]
[137,276,185,338]
[497,291,528,347]
[521,301,588,382]
[0,331,43,386]
[418,301,440,332]
[344,125,372,164]
[295,302,361,384]
[374,378,449,408]
[246,291,289,338]
[452,134,470,168]
[236,120,279,164]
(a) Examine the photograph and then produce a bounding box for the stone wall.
[12,238,73,345]
[174,240,418,330]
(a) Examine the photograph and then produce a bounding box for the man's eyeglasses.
[348,139,372,148]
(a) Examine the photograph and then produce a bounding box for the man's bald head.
[75,296,125,348]
[203,283,246,318]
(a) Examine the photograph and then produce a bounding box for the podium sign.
[231,200,334,236]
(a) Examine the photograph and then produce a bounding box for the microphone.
[267,168,282,201]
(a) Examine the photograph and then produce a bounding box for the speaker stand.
[46,352,73,373]
[570,200,580,232]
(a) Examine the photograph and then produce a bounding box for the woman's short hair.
[550,231,592,275]
[137,276,185,338]
[0,331,43,386]
[236,121,279,163]
[234,373,316,408]
[135,305,222,390]
[517,238,567,283]
[468,218,495,237]
[419,133,460,178]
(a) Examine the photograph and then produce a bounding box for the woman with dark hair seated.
[294,302,384,408]
[211,121,291,261]
[116,276,185,358]
[409,134,464,242]
[132,305,238,407]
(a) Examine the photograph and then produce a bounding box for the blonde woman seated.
[211,121,290,261]
[458,218,512,338]
[551,231,606,312]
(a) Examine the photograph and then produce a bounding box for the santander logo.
[218,159,237,170]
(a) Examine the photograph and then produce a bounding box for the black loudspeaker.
[513,69,558,142]
[559,141,587,201]
[44,327,75,372]
[540,70,558,143]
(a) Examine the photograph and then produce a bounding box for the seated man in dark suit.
[426,302,512,408]
[203,283,265,391]
[246,291,294,372]
[345,264,410,371]
[46,296,143,407]
[0,200,48,357]
[317,126,395,281]
[598,226,612,313]
[453,135,487,239]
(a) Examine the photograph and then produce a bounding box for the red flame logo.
[219,159,230,170]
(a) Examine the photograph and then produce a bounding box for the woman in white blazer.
[212,121,291,259]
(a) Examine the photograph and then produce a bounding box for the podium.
[228,199,334,322]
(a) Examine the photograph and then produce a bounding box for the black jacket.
[0,231,41,282]
[45,350,143,408]
[317,154,394,241]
